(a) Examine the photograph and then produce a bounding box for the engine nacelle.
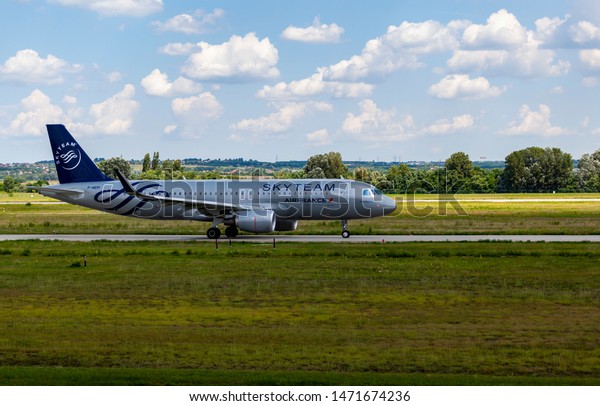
[274,219,298,231]
[235,209,276,233]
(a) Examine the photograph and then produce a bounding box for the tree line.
[5,147,600,194]
[90,148,600,194]
[295,148,600,194]
[361,147,600,193]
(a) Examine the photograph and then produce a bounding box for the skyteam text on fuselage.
[41,124,397,239]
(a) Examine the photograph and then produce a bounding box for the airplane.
[40,124,397,239]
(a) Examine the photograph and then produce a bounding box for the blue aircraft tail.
[47,124,113,184]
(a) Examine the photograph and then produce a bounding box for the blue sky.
[2,0,600,163]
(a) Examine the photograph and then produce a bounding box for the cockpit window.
[363,189,374,198]
[372,187,383,195]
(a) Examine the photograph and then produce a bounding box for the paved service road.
[1,234,600,243]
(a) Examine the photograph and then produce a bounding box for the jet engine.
[234,209,276,233]
[274,219,298,231]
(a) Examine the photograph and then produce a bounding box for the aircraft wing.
[115,170,238,213]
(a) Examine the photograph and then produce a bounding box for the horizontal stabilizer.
[40,186,85,199]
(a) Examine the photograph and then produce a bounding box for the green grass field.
[0,240,599,385]
[0,192,57,203]
[2,192,600,235]
[1,192,599,385]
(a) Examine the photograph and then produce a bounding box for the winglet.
[115,169,158,201]
[115,169,136,196]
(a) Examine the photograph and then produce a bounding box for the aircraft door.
[101,184,114,206]
[239,188,253,209]
[321,181,350,219]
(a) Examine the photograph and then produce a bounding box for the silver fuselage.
[41,178,397,222]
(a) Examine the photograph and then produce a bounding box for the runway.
[1,234,600,243]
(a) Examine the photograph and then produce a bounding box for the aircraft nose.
[383,196,397,215]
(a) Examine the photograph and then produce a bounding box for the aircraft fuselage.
[41,178,396,222]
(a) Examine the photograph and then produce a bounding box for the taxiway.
[1,234,600,243]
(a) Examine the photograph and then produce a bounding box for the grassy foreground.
[0,240,599,385]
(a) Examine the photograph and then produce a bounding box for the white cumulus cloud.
[462,9,527,49]
[428,74,505,100]
[342,99,474,142]
[448,47,570,77]
[141,69,203,97]
[163,92,223,139]
[580,49,600,70]
[231,103,307,134]
[2,89,65,136]
[342,99,414,142]
[49,0,163,17]
[159,42,201,56]
[324,20,463,81]
[88,84,139,134]
[281,17,344,43]
[500,104,568,136]
[168,92,223,138]
[0,49,81,85]
[152,8,224,35]
[570,20,600,44]
[182,33,279,81]
[229,102,332,143]
[1,85,141,137]
[171,92,223,119]
[266,19,465,100]
[257,69,373,99]
[163,124,177,134]
[448,10,570,77]
[533,16,569,46]
[306,129,332,146]
[419,114,474,135]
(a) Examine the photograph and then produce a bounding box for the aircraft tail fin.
[46,124,112,184]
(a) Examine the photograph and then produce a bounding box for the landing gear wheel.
[206,227,221,239]
[225,226,239,238]
[341,219,350,238]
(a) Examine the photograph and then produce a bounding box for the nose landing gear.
[341,219,351,238]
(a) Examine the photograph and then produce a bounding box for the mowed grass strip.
[0,192,57,203]
[0,240,599,385]
[2,192,600,235]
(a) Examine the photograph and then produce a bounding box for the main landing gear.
[206,227,221,239]
[225,226,238,238]
[341,219,351,238]
[206,226,239,239]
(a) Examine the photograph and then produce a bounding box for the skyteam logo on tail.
[54,142,82,171]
